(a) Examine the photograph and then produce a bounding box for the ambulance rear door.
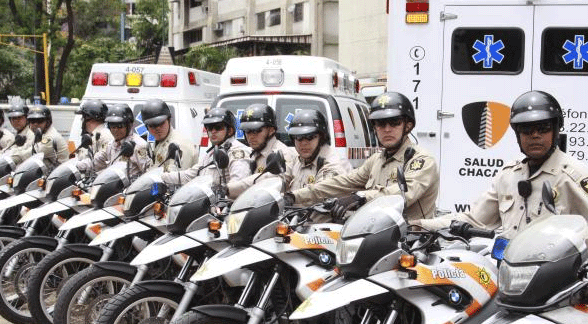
[532,4,588,161]
[439,5,533,212]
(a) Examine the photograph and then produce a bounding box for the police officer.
[226,104,296,198]
[141,99,197,172]
[14,105,69,169]
[162,107,251,185]
[77,104,151,178]
[76,99,113,159]
[415,91,588,239]
[3,103,35,162]
[288,92,439,221]
[0,109,15,150]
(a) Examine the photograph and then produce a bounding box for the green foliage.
[132,0,169,56]
[0,48,34,99]
[73,0,125,40]
[61,38,138,99]
[178,45,238,74]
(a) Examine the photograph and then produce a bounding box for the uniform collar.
[381,137,411,163]
[17,125,30,136]
[527,149,562,178]
[251,136,277,159]
[298,145,329,167]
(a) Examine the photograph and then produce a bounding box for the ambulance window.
[541,28,588,75]
[356,104,376,147]
[274,98,328,146]
[451,28,525,74]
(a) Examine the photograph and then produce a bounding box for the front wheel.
[95,282,183,324]
[27,247,102,324]
[0,239,54,323]
[170,311,246,324]
[53,265,135,324]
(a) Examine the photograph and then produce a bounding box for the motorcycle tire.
[0,239,54,323]
[95,283,183,324]
[27,246,102,324]
[53,265,135,324]
[170,311,246,324]
[0,228,25,250]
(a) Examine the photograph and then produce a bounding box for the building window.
[257,12,265,30]
[190,0,202,8]
[186,28,203,44]
[294,3,303,22]
[269,8,281,26]
[126,3,136,15]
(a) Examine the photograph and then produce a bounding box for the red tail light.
[354,79,360,93]
[299,76,316,84]
[230,76,247,85]
[92,72,108,86]
[333,119,346,147]
[200,126,209,146]
[160,74,177,87]
[332,72,339,89]
[188,72,198,85]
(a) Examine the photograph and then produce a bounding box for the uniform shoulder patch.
[408,158,425,172]
[580,177,588,194]
[137,148,148,159]
[231,150,245,160]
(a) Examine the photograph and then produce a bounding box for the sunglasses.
[244,128,264,135]
[29,119,45,124]
[108,123,126,130]
[373,118,404,128]
[205,123,226,132]
[147,121,166,129]
[517,122,553,135]
[293,133,319,141]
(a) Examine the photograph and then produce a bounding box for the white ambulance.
[206,55,377,167]
[69,63,220,150]
[388,0,588,213]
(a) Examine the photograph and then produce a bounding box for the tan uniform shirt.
[293,139,440,221]
[0,127,15,151]
[162,137,251,185]
[77,123,114,161]
[6,126,35,164]
[227,136,296,199]
[18,127,69,170]
[77,133,151,179]
[420,149,588,239]
[286,145,352,191]
[152,129,198,172]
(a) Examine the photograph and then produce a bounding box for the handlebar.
[449,221,495,239]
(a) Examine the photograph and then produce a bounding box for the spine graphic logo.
[462,102,511,149]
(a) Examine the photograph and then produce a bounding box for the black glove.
[283,192,295,207]
[331,194,366,220]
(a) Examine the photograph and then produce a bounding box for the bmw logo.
[319,252,332,265]
[448,289,462,305]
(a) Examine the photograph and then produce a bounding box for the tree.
[0,48,34,100]
[132,0,169,56]
[179,45,238,74]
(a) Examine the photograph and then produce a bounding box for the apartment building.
[168,0,338,60]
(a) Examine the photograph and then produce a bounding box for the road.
[0,317,9,324]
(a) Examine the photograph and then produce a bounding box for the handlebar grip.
[467,227,495,239]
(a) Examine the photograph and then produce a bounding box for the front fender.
[289,277,389,320]
[18,200,71,223]
[92,261,138,277]
[59,206,120,230]
[0,226,26,237]
[131,233,204,266]
[89,221,151,246]
[133,280,186,296]
[191,304,248,322]
[190,246,272,282]
[20,236,59,249]
[0,192,38,210]
[62,243,104,259]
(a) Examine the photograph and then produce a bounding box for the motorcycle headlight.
[166,205,182,225]
[227,210,248,235]
[499,263,539,295]
[336,237,364,265]
[12,173,23,187]
[90,185,101,201]
[123,193,135,211]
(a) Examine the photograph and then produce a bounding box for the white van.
[206,55,377,168]
[69,63,220,150]
[388,0,588,212]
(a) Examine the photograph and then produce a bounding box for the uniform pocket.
[499,197,515,214]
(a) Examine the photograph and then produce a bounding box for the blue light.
[151,183,160,196]
[491,237,510,261]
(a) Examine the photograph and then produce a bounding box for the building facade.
[168,0,338,59]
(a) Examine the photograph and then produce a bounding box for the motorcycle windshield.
[341,195,406,239]
[504,215,588,264]
[46,159,79,181]
[13,153,44,174]
[168,175,214,207]
[124,167,164,195]
[92,162,128,186]
[230,178,283,212]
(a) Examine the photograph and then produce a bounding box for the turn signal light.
[153,202,165,216]
[400,255,416,268]
[276,222,291,236]
[7,177,13,186]
[208,220,222,232]
[37,179,46,188]
[72,187,83,198]
[117,196,125,205]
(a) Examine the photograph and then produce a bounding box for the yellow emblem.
[246,109,254,118]
[156,153,164,163]
[552,188,559,202]
[256,166,265,173]
[307,175,315,184]
[377,94,391,108]
[477,267,491,287]
[408,158,425,171]
[41,137,50,144]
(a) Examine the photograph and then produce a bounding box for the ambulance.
[388,0,588,212]
[207,55,377,167]
[69,63,220,149]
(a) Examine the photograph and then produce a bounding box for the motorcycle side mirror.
[79,133,93,149]
[166,143,181,167]
[14,135,26,147]
[213,146,230,169]
[265,151,286,175]
[33,128,43,143]
[542,181,557,214]
[120,141,136,158]
[397,166,408,193]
